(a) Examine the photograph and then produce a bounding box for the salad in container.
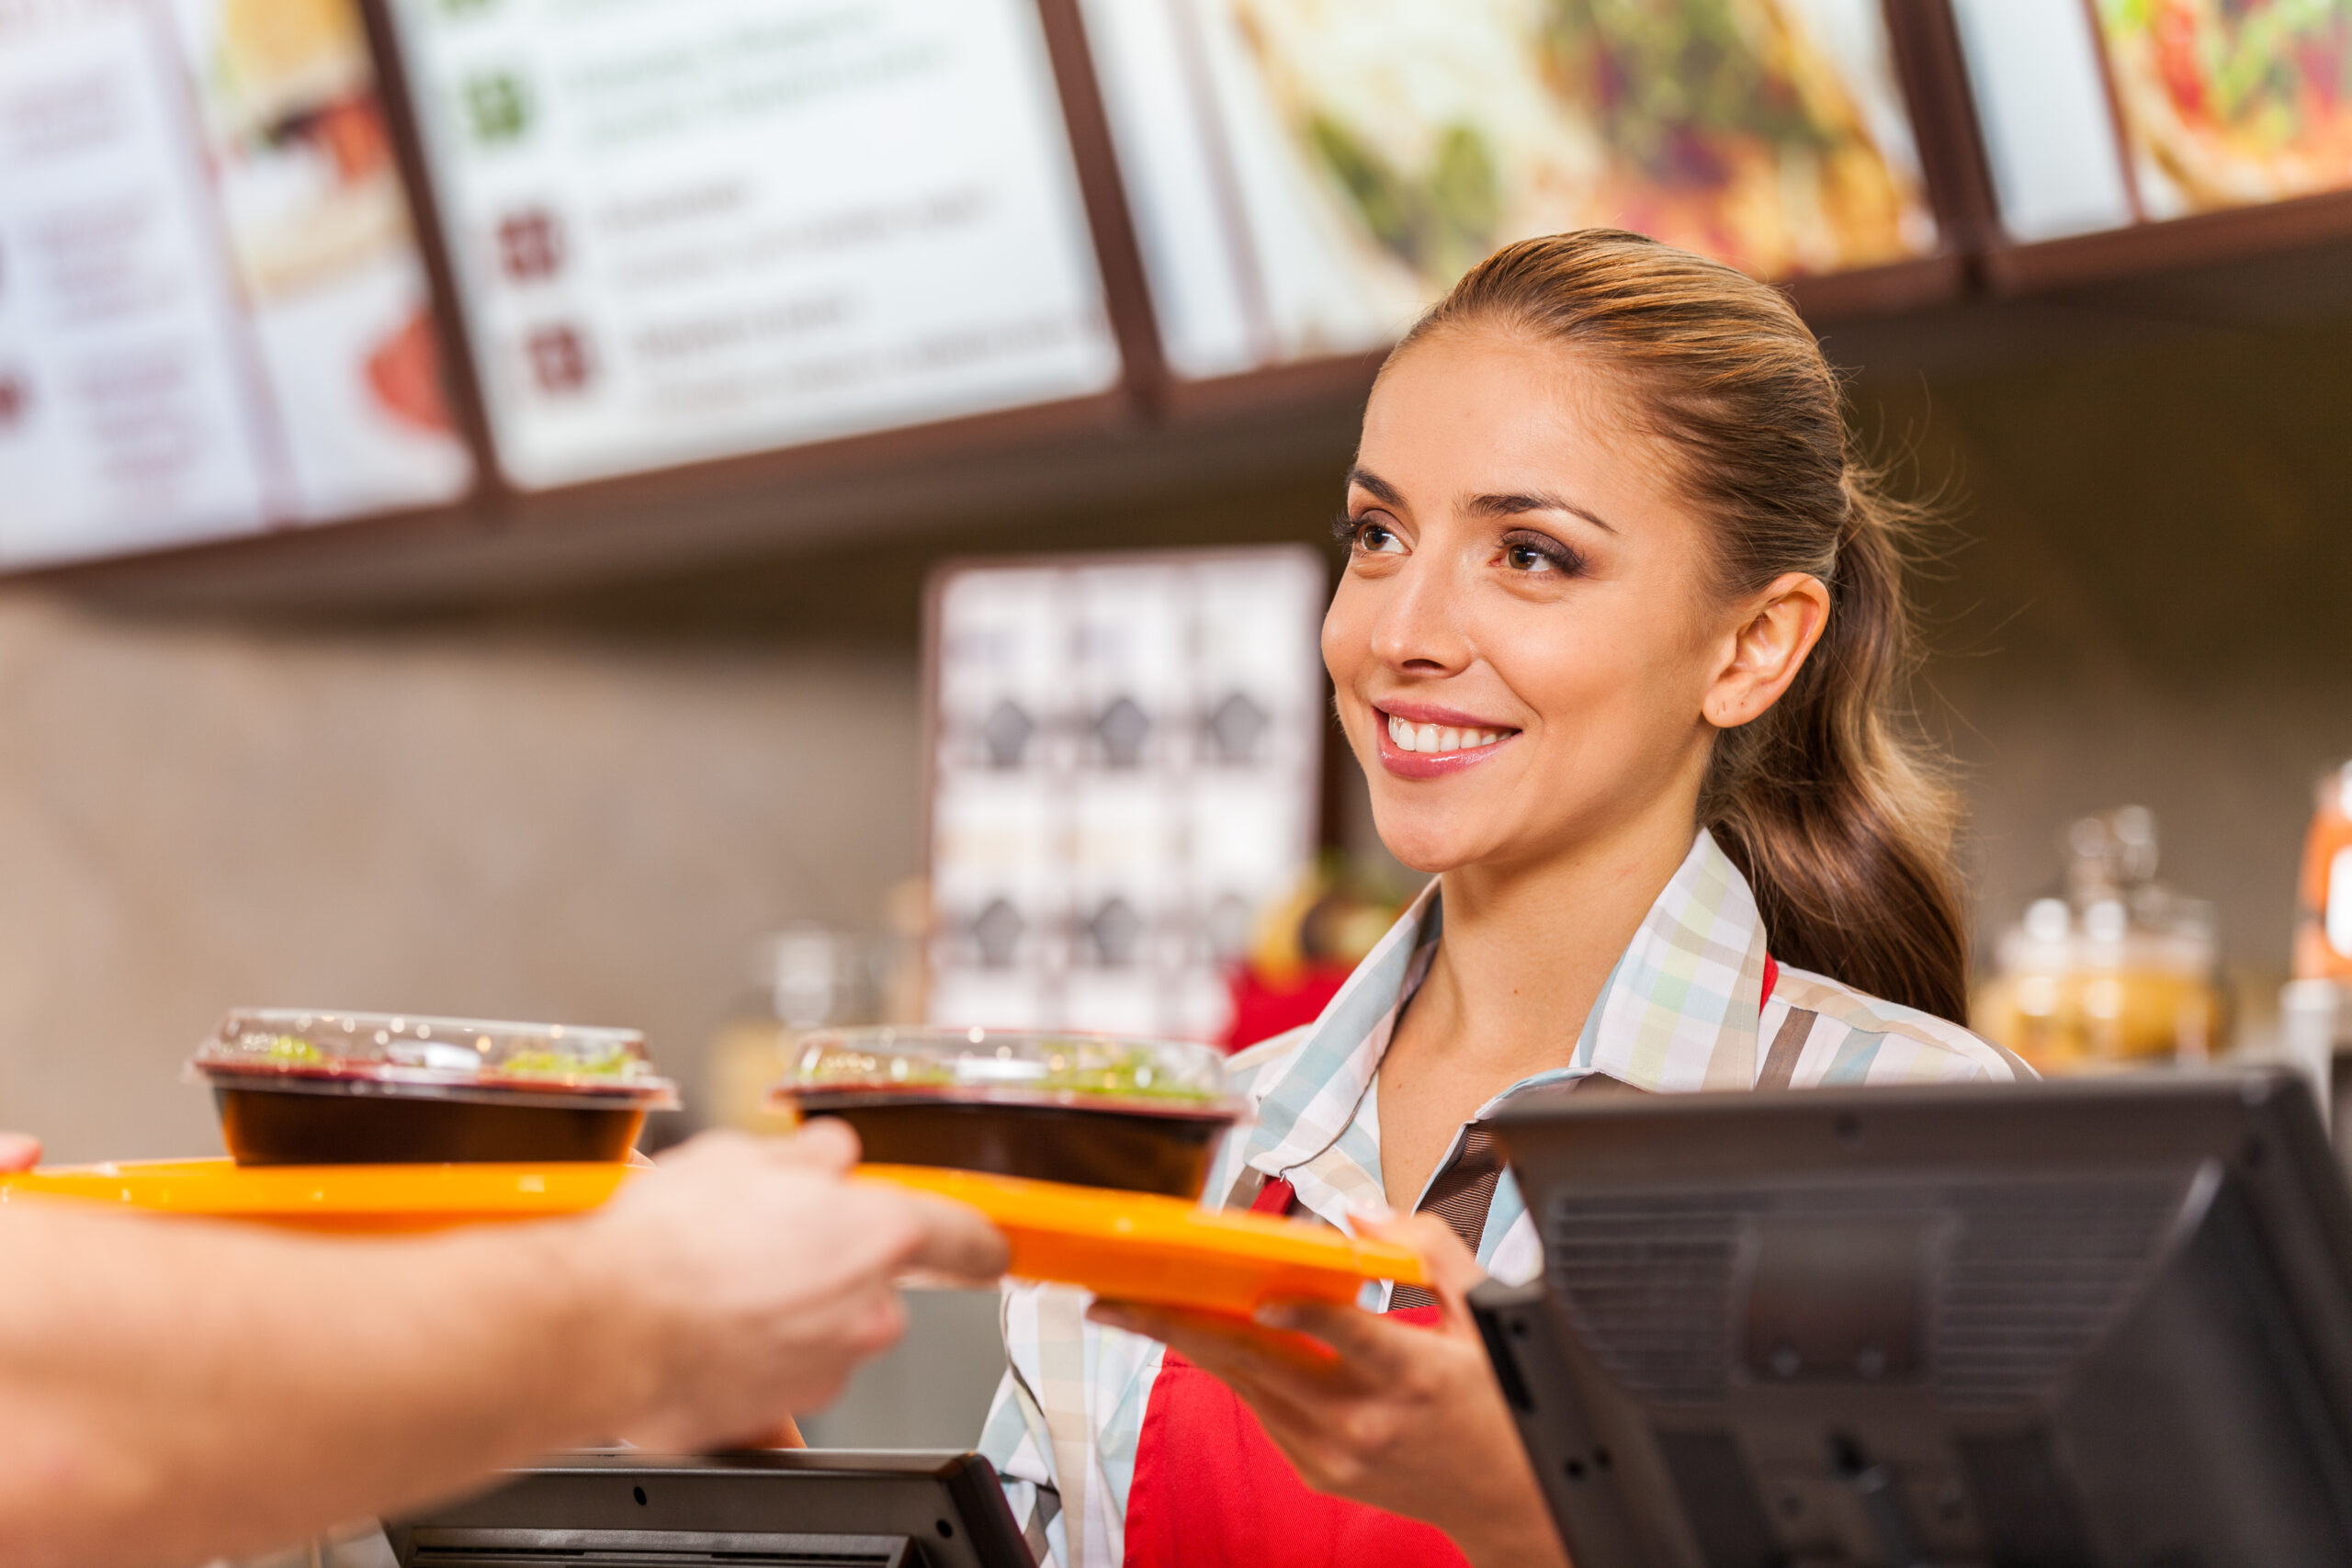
[189,1010,677,1165]
[768,1026,1247,1199]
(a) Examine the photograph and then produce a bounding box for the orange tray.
[0,1158,630,1233]
[858,1164,1426,1315]
[0,1158,1427,1314]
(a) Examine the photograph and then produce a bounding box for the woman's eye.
[1353,521,1406,556]
[1501,534,1581,575]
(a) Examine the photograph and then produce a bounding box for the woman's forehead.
[1355,330,1676,525]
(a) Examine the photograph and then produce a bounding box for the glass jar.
[1973,807,2225,1074]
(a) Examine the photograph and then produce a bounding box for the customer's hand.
[1089,1213,1566,1568]
[581,1122,1008,1452]
[0,1134,39,1172]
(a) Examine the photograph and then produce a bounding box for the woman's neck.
[1429,820,1697,1067]
[1374,795,1702,1212]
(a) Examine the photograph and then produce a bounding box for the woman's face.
[1323,324,1755,876]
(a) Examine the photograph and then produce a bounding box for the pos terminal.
[1472,1069,2352,1567]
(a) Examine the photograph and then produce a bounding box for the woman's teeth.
[1385,715,1505,754]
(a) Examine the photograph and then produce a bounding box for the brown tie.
[1386,1123,1502,1313]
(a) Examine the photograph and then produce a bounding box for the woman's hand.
[579,1121,1009,1452]
[0,1134,38,1173]
[1088,1213,1566,1568]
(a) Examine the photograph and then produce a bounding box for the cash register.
[1472,1068,2352,1567]
[387,1450,1034,1568]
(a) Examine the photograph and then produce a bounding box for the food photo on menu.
[2094,0,2352,213]
[175,0,474,515]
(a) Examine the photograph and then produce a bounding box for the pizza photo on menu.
[1223,0,1939,300]
[2096,0,2352,214]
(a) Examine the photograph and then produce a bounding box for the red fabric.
[1248,1178,1298,1217]
[1221,964,1356,1052]
[1123,1303,1469,1568]
[1763,953,1779,1008]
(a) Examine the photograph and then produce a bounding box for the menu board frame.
[351,0,1152,523]
[1091,0,1998,420]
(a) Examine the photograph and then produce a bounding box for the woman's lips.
[1373,707,1518,780]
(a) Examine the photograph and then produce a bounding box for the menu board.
[1953,0,2352,244]
[1077,0,1941,378]
[926,547,1327,1043]
[384,0,1120,491]
[0,0,472,569]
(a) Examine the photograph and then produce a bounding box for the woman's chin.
[1368,816,1491,878]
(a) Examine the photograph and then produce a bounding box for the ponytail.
[1400,231,1969,1020]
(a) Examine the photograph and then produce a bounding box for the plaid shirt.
[978,829,2029,1567]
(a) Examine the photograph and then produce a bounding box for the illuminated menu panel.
[0,0,471,569]
[1079,0,1941,378]
[1953,0,2352,243]
[386,0,1120,491]
[926,547,1327,1043]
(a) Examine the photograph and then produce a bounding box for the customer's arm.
[0,1122,1003,1568]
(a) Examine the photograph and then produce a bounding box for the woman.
[978,230,2029,1568]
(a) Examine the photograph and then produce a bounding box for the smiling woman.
[980,231,2030,1568]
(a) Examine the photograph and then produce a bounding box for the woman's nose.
[1368,556,1472,675]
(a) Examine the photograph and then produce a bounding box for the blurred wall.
[0,592,922,1158]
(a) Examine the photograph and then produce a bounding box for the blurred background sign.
[924,545,1327,1043]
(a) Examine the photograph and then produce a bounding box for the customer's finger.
[0,1132,40,1172]
[770,1118,860,1172]
[892,1191,1009,1280]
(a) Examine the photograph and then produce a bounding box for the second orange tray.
[857,1164,1426,1315]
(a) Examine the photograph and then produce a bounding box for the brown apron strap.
[1757,1008,1819,1090]
[1388,1124,1504,1313]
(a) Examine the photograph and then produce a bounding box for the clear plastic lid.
[770,1025,1247,1122]
[188,1010,680,1109]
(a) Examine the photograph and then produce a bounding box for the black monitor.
[385,1450,1034,1568]
[1470,1069,2352,1567]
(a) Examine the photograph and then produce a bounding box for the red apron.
[1121,1179,1470,1568]
[1121,955,1779,1566]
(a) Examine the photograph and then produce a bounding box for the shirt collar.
[1236,829,1771,1194]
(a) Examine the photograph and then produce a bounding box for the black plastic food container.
[190,1010,679,1165]
[769,1026,1246,1199]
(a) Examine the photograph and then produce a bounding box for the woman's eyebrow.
[1344,466,1404,507]
[1465,490,1619,535]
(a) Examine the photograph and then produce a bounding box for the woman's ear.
[1702,572,1830,730]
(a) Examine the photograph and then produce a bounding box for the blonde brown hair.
[1393,229,1968,1021]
